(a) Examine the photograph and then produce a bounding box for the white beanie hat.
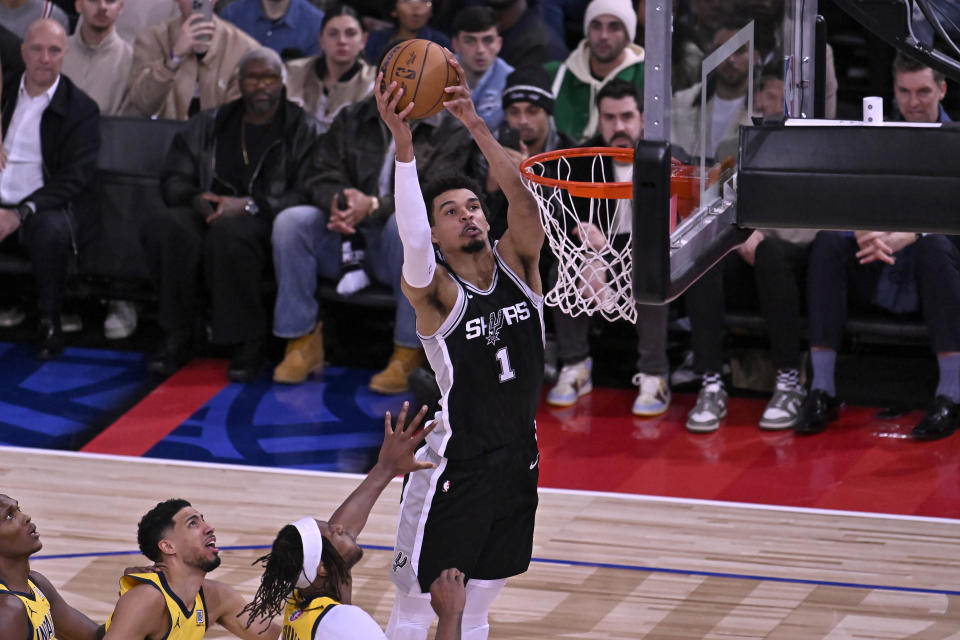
[583,0,638,43]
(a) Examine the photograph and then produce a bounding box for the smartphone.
[500,127,521,151]
[191,0,214,41]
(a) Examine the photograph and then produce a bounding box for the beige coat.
[284,57,376,134]
[62,30,133,116]
[127,15,258,120]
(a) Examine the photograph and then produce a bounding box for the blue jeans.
[271,205,419,348]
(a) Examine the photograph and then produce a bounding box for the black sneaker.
[227,339,264,383]
[148,331,191,377]
[911,395,960,441]
[793,389,841,435]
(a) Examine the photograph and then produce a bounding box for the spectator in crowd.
[114,0,178,44]
[545,80,671,416]
[671,16,754,162]
[127,0,258,119]
[675,0,724,89]
[220,0,325,60]
[62,0,140,341]
[796,54,960,441]
[0,19,99,360]
[363,0,449,67]
[681,66,816,433]
[545,0,644,142]
[541,0,588,52]
[0,23,23,83]
[285,3,374,134]
[483,0,567,68]
[481,65,576,240]
[142,48,321,382]
[0,0,68,39]
[450,5,512,132]
[270,92,472,389]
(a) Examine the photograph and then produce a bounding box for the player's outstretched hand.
[375,73,414,151]
[442,56,480,127]
[379,401,436,476]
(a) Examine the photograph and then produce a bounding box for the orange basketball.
[378,39,459,120]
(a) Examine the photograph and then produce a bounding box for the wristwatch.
[15,202,35,223]
[243,198,259,216]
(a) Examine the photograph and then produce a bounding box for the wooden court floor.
[4,446,960,639]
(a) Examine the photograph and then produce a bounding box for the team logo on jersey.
[196,609,204,625]
[289,609,303,622]
[442,480,451,493]
[464,302,530,342]
[393,552,408,572]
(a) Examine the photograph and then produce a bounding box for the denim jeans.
[271,205,419,347]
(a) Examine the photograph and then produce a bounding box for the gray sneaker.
[759,385,807,430]
[686,384,728,433]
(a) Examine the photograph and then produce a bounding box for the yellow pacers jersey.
[106,572,207,640]
[281,592,339,640]
[0,576,56,640]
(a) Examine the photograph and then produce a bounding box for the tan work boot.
[273,322,324,384]
[369,345,426,394]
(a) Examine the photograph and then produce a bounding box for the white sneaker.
[0,306,25,327]
[61,311,83,333]
[632,372,671,416]
[686,382,728,433]
[104,300,138,339]
[547,357,592,406]
[759,383,806,430]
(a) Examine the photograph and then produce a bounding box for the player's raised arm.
[330,402,435,537]
[442,56,542,263]
[375,74,445,315]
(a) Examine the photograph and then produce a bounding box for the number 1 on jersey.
[495,347,516,383]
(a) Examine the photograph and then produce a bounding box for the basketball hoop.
[521,147,639,323]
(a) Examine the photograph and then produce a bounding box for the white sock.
[336,268,370,296]
[461,578,506,640]
[386,589,434,640]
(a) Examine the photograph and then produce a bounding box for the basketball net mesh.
[521,153,637,324]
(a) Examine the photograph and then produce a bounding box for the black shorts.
[389,439,540,594]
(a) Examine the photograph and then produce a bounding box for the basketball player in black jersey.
[0,494,105,640]
[375,55,545,640]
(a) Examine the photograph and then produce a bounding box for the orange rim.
[520,147,634,199]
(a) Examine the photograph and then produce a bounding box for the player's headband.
[291,517,323,589]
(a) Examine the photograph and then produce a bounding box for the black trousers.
[140,206,271,345]
[686,235,809,374]
[808,231,960,354]
[0,206,74,318]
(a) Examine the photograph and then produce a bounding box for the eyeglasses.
[241,73,283,88]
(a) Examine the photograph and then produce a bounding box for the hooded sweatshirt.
[544,39,645,142]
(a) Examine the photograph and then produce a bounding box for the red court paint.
[81,359,228,456]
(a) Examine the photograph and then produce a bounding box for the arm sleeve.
[394,158,436,289]
[314,605,387,640]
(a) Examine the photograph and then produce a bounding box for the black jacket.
[161,95,322,221]
[306,95,473,222]
[1,72,100,212]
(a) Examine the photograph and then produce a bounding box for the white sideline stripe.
[3,445,957,525]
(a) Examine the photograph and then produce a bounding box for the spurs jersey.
[420,244,545,459]
[281,593,337,640]
[105,572,207,640]
[0,576,56,640]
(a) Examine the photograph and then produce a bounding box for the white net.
[521,150,637,324]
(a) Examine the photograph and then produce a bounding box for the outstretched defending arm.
[329,403,435,539]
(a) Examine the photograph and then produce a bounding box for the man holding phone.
[127,0,258,119]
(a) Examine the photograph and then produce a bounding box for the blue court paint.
[146,367,413,472]
[32,544,960,598]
